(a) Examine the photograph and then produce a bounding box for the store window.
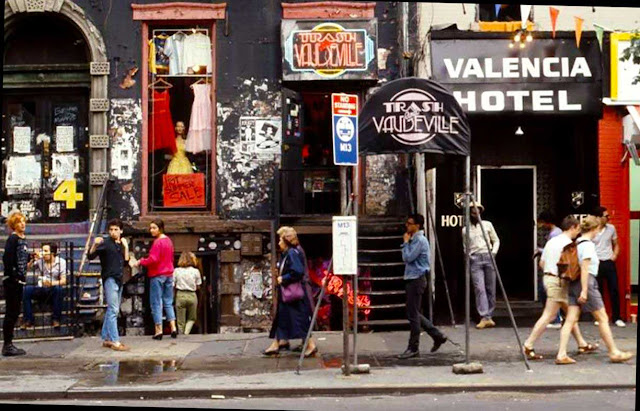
[478,4,522,22]
[133,2,225,215]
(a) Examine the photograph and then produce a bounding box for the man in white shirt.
[462,203,500,329]
[535,211,563,329]
[522,216,593,360]
[592,206,625,327]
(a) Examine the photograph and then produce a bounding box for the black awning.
[358,77,470,158]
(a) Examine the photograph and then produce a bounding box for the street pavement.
[0,323,636,400]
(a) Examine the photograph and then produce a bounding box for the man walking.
[88,218,130,351]
[462,203,500,329]
[397,214,448,360]
[536,211,563,329]
[592,206,625,327]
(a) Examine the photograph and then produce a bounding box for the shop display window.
[478,4,522,22]
[146,26,213,211]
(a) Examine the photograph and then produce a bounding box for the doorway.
[478,166,537,300]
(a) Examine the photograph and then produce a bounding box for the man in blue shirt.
[398,214,448,359]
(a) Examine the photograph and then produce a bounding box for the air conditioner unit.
[623,114,640,146]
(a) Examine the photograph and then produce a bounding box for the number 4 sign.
[54,179,83,209]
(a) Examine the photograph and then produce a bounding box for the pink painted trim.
[132,2,226,21]
[210,21,217,215]
[282,1,375,19]
[141,22,149,216]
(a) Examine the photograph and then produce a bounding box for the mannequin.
[167,121,193,175]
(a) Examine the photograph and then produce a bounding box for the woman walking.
[2,212,29,356]
[555,216,634,364]
[263,228,317,357]
[173,251,202,335]
[135,219,177,339]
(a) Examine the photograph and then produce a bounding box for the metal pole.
[464,156,471,364]
[425,203,456,326]
[469,195,532,371]
[415,153,432,321]
[342,277,351,376]
[340,167,348,215]
[353,273,358,366]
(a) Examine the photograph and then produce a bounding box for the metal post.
[342,277,351,376]
[464,156,471,364]
[340,167,348,215]
[353,274,358,366]
[415,153,432,320]
[469,195,532,371]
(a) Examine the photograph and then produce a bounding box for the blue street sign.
[332,93,359,166]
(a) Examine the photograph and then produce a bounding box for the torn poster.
[239,117,282,158]
[51,153,78,182]
[49,202,61,218]
[13,126,31,154]
[111,148,133,180]
[244,268,264,299]
[55,126,74,152]
[5,155,41,195]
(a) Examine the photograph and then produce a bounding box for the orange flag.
[549,7,560,38]
[574,16,584,48]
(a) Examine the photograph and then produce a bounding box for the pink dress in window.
[185,83,212,153]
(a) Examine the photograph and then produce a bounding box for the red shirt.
[139,236,174,277]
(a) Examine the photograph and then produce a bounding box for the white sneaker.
[546,323,562,329]
[615,320,626,328]
[594,321,599,326]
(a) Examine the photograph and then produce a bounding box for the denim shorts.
[568,275,604,313]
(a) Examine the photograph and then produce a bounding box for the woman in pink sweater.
[136,219,177,339]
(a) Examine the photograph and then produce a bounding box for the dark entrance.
[479,167,535,300]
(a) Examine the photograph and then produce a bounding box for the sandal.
[278,342,291,350]
[523,345,543,360]
[578,343,599,354]
[304,347,318,358]
[555,356,576,365]
[262,348,280,357]
[610,351,633,363]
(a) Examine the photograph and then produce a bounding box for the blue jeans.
[150,276,176,325]
[470,253,496,319]
[23,285,63,323]
[102,277,123,343]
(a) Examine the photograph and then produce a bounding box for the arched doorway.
[3,0,109,223]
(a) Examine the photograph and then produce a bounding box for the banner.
[575,16,584,48]
[549,7,560,38]
[520,5,532,29]
[594,24,605,51]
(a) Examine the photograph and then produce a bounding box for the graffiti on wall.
[238,258,273,329]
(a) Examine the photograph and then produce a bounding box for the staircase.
[357,218,409,330]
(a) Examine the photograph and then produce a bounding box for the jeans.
[470,253,496,319]
[597,260,621,321]
[102,277,123,343]
[2,279,23,345]
[150,276,176,325]
[405,275,445,351]
[23,285,63,323]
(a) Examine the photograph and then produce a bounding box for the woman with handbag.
[263,228,317,357]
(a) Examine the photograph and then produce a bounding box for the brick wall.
[598,106,631,321]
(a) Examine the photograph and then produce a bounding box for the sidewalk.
[0,323,635,399]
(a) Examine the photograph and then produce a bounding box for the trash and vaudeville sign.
[358,77,470,156]
[332,93,359,166]
[430,37,602,115]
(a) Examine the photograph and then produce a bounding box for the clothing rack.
[152,28,209,36]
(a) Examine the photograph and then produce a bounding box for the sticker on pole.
[332,216,358,275]
[332,93,359,166]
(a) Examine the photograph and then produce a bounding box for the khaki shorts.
[543,274,569,304]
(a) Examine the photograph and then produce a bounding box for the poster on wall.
[239,117,282,158]
[55,126,75,152]
[5,155,41,195]
[51,153,79,182]
[163,173,206,207]
[13,127,31,153]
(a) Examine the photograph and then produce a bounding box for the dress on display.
[185,84,212,153]
[150,90,177,153]
[167,137,193,174]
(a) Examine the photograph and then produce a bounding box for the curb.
[0,383,635,400]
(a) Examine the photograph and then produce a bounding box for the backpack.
[557,239,588,281]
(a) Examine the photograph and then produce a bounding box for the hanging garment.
[185,84,212,153]
[183,33,212,73]
[167,137,193,174]
[164,32,186,75]
[149,35,170,75]
[149,90,177,153]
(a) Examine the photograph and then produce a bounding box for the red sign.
[331,94,358,116]
[163,173,206,207]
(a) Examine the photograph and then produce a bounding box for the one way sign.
[332,93,359,166]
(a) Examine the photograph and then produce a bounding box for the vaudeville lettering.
[293,29,366,70]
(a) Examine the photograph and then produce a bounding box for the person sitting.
[22,243,67,329]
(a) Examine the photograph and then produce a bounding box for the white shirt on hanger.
[183,33,212,73]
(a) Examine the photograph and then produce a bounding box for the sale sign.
[163,173,206,207]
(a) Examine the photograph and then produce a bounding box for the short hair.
[560,216,580,231]
[408,214,425,230]
[178,251,197,268]
[278,226,299,247]
[150,219,165,233]
[7,212,26,230]
[108,218,123,230]
[592,206,607,218]
[581,215,600,233]
[42,242,58,256]
[537,210,557,225]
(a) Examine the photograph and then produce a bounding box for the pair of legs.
[404,275,446,353]
[150,276,177,336]
[471,253,496,324]
[524,299,589,352]
[102,277,126,348]
[22,285,63,325]
[2,279,25,355]
[175,290,197,335]
[538,276,562,325]
[597,260,622,322]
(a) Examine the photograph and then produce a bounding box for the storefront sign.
[359,77,470,156]
[430,38,602,115]
[331,93,358,166]
[163,173,205,207]
[282,20,377,81]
